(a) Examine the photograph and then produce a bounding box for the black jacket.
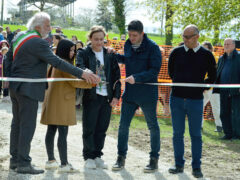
[76,46,121,103]
[213,49,240,95]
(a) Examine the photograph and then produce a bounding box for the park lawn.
[3,24,182,46]
[109,114,240,146]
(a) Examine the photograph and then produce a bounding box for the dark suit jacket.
[4,31,84,101]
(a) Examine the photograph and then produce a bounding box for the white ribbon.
[1,77,240,88]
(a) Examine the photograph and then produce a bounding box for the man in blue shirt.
[112,20,162,173]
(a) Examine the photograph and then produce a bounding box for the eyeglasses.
[182,34,197,40]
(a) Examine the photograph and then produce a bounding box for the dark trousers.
[3,88,8,96]
[45,125,69,165]
[117,100,160,158]
[82,95,112,160]
[220,93,240,138]
[9,90,38,167]
[170,95,203,169]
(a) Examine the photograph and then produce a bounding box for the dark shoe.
[17,165,44,174]
[9,162,18,170]
[214,126,223,132]
[220,135,232,140]
[144,157,158,173]
[168,165,184,174]
[112,155,125,171]
[192,168,203,178]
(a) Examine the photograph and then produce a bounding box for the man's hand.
[107,47,115,54]
[110,98,119,107]
[82,71,101,84]
[124,75,135,84]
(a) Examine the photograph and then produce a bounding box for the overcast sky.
[4,0,161,32]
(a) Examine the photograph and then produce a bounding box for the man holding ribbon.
[4,12,100,174]
[168,25,216,178]
[112,20,162,173]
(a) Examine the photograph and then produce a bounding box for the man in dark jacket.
[168,25,216,178]
[213,38,240,140]
[4,12,100,175]
[112,20,162,173]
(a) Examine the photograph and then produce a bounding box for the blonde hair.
[88,26,106,40]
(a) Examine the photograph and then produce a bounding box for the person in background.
[213,38,240,140]
[76,40,84,51]
[1,46,9,102]
[202,41,222,132]
[168,25,216,178]
[77,25,121,170]
[41,39,93,173]
[0,26,4,41]
[6,26,14,43]
[0,40,9,100]
[72,35,78,43]
[52,34,63,53]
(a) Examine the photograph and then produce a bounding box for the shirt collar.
[184,43,201,53]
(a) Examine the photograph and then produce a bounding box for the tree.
[112,0,126,35]
[143,0,176,45]
[95,0,113,32]
[177,0,240,45]
[74,8,96,31]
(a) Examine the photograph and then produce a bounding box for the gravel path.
[0,101,207,180]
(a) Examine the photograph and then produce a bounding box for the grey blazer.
[4,32,83,101]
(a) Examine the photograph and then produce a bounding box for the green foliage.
[96,0,114,32]
[176,0,240,44]
[112,0,126,35]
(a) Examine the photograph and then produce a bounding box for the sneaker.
[84,159,96,169]
[214,126,223,132]
[45,160,59,170]
[112,155,125,171]
[144,157,158,173]
[1,96,10,103]
[58,164,79,173]
[95,157,108,169]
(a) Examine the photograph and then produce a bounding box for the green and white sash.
[13,30,41,60]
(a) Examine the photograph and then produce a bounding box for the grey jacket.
[4,31,83,101]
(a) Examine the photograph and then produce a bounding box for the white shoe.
[84,159,96,169]
[45,160,59,170]
[58,164,79,173]
[1,96,10,103]
[95,157,108,169]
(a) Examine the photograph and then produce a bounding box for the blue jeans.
[117,100,160,158]
[170,95,203,169]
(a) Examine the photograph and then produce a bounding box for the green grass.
[109,114,240,146]
[3,24,182,46]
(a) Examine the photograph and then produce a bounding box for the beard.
[41,32,49,39]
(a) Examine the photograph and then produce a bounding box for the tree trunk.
[165,1,173,45]
[213,25,220,46]
[112,0,126,35]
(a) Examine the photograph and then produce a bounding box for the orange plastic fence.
[107,39,237,120]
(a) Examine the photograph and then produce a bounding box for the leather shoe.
[168,165,184,174]
[9,162,18,170]
[220,135,232,140]
[17,165,44,174]
[192,168,203,178]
